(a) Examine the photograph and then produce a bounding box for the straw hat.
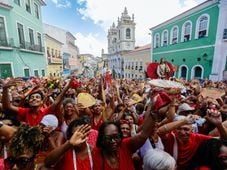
[128,94,143,105]
[77,93,96,108]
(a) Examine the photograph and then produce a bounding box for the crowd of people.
[0,75,227,170]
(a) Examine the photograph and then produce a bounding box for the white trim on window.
[34,2,40,19]
[0,15,9,44]
[195,13,210,39]
[0,62,15,77]
[33,69,39,77]
[181,20,192,42]
[16,21,26,48]
[170,26,179,45]
[161,29,168,47]
[178,64,189,80]
[191,65,204,80]
[154,33,160,48]
[41,69,45,77]
[23,67,30,77]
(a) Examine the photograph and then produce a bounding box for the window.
[139,61,143,71]
[194,67,202,78]
[58,51,61,58]
[41,70,45,76]
[223,29,227,40]
[24,68,30,77]
[34,70,39,77]
[118,30,121,39]
[25,0,31,13]
[14,0,20,6]
[126,28,131,39]
[192,65,203,79]
[37,33,42,52]
[162,30,168,46]
[183,22,192,42]
[180,66,187,79]
[17,23,25,48]
[135,62,138,70]
[34,3,39,19]
[0,17,7,46]
[29,29,34,47]
[197,15,209,38]
[51,49,54,57]
[171,27,178,44]
[55,50,58,57]
[154,33,160,48]
[47,47,50,57]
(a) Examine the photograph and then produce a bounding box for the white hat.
[177,103,195,114]
[40,114,58,130]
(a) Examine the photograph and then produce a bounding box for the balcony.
[0,38,14,48]
[22,42,44,52]
[51,56,63,64]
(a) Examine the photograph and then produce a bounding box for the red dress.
[92,138,135,170]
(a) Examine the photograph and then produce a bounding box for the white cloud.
[75,0,205,55]
[75,33,107,57]
[50,0,71,8]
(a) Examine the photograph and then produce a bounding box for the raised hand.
[184,114,201,124]
[69,124,91,146]
[205,109,222,126]
[0,78,18,89]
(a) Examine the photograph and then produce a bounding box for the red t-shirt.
[163,132,212,170]
[92,138,135,170]
[55,149,92,170]
[17,107,52,126]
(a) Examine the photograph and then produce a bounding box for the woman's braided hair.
[9,124,44,157]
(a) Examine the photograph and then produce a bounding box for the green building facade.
[150,0,227,81]
[0,0,47,78]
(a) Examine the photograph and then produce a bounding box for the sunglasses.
[4,156,34,169]
[103,133,121,142]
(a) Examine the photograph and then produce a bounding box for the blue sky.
[42,0,206,57]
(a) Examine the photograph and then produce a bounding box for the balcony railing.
[0,38,14,47]
[24,42,44,52]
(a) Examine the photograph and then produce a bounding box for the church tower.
[107,7,135,54]
[117,7,135,51]
[107,22,118,54]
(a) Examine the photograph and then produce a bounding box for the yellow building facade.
[45,34,63,76]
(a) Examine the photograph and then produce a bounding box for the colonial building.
[43,23,81,76]
[0,0,47,78]
[150,0,227,81]
[78,54,98,78]
[107,7,135,78]
[45,34,63,76]
[123,44,151,79]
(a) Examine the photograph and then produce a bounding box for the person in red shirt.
[91,101,104,130]
[44,116,92,170]
[1,78,73,126]
[92,104,156,170]
[157,110,227,170]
